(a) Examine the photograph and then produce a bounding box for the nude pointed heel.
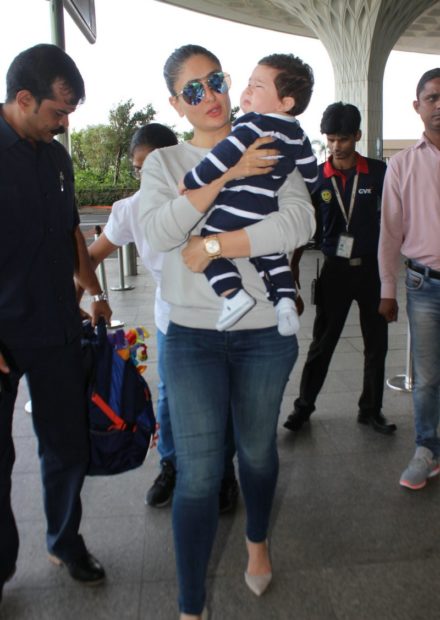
[244,538,272,596]
[244,569,272,596]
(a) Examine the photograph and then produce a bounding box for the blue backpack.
[81,319,156,476]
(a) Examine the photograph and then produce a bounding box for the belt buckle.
[349,257,362,267]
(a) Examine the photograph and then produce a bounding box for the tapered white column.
[277,0,437,156]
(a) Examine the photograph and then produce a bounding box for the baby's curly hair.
[258,53,314,116]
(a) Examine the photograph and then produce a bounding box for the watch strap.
[91,292,108,302]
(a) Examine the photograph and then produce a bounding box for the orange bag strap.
[91,392,134,431]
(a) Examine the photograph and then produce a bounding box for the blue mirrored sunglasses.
[176,71,231,106]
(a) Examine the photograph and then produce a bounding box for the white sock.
[276,298,300,336]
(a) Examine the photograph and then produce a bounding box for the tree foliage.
[71,99,241,206]
[108,99,156,183]
[311,139,327,163]
[231,105,240,122]
[71,124,114,181]
[72,99,156,189]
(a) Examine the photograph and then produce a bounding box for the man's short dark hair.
[258,53,314,116]
[6,43,85,105]
[320,102,361,135]
[416,68,440,99]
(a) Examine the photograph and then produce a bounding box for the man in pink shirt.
[379,68,440,490]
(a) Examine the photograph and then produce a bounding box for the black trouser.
[0,339,89,583]
[294,256,388,418]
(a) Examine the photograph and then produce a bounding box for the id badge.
[336,234,354,258]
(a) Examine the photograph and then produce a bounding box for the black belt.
[406,259,440,280]
[324,255,375,267]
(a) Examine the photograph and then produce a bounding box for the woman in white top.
[139,44,315,620]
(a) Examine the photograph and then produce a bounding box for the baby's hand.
[178,179,187,195]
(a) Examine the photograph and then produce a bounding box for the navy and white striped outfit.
[184,112,317,303]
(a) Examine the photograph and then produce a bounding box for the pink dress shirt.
[379,134,440,298]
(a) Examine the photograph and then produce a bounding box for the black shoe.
[49,552,105,585]
[283,410,310,432]
[357,411,397,435]
[145,460,176,507]
[219,476,239,514]
[0,566,16,603]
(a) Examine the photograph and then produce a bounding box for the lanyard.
[331,174,359,231]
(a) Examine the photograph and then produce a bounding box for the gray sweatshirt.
[138,142,315,331]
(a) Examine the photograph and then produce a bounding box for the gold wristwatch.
[203,235,222,259]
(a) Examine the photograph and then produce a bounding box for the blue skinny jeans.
[156,328,236,476]
[406,262,440,457]
[165,323,298,614]
[156,328,175,467]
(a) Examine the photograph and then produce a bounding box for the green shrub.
[76,186,135,208]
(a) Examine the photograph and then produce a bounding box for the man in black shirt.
[284,102,396,436]
[0,44,112,602]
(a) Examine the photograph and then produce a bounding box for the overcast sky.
[1,0,440,141]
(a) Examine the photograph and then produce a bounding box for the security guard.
[0,44,112,602]
[284,102,396,435]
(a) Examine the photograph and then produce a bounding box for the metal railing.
[80,221,138,292]
[386,326,413,392]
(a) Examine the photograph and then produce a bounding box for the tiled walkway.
[2,243,440,620]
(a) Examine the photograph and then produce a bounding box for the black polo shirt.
[0,108,82,348]
[312,153,386,258]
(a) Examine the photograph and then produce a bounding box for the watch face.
[205,238,220,255]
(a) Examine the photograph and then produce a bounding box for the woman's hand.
[223,136,279,183]
[378,298,398,322]
[181,236,210,273]
[295,293,305,317]
[79,306,92,321]
[0,351,10,374]
[90,300,113,327]
[182,138,279,216]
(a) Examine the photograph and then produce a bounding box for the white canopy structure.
[157,0,440,155]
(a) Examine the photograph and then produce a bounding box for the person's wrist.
[203,235,222,260]
[91,291,108,302]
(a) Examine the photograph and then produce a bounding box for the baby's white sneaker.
[216,290,256,331]
[276,298,300,336]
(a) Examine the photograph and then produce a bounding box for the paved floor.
[2,243,439,620]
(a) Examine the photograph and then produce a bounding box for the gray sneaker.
[400,446,440,490]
